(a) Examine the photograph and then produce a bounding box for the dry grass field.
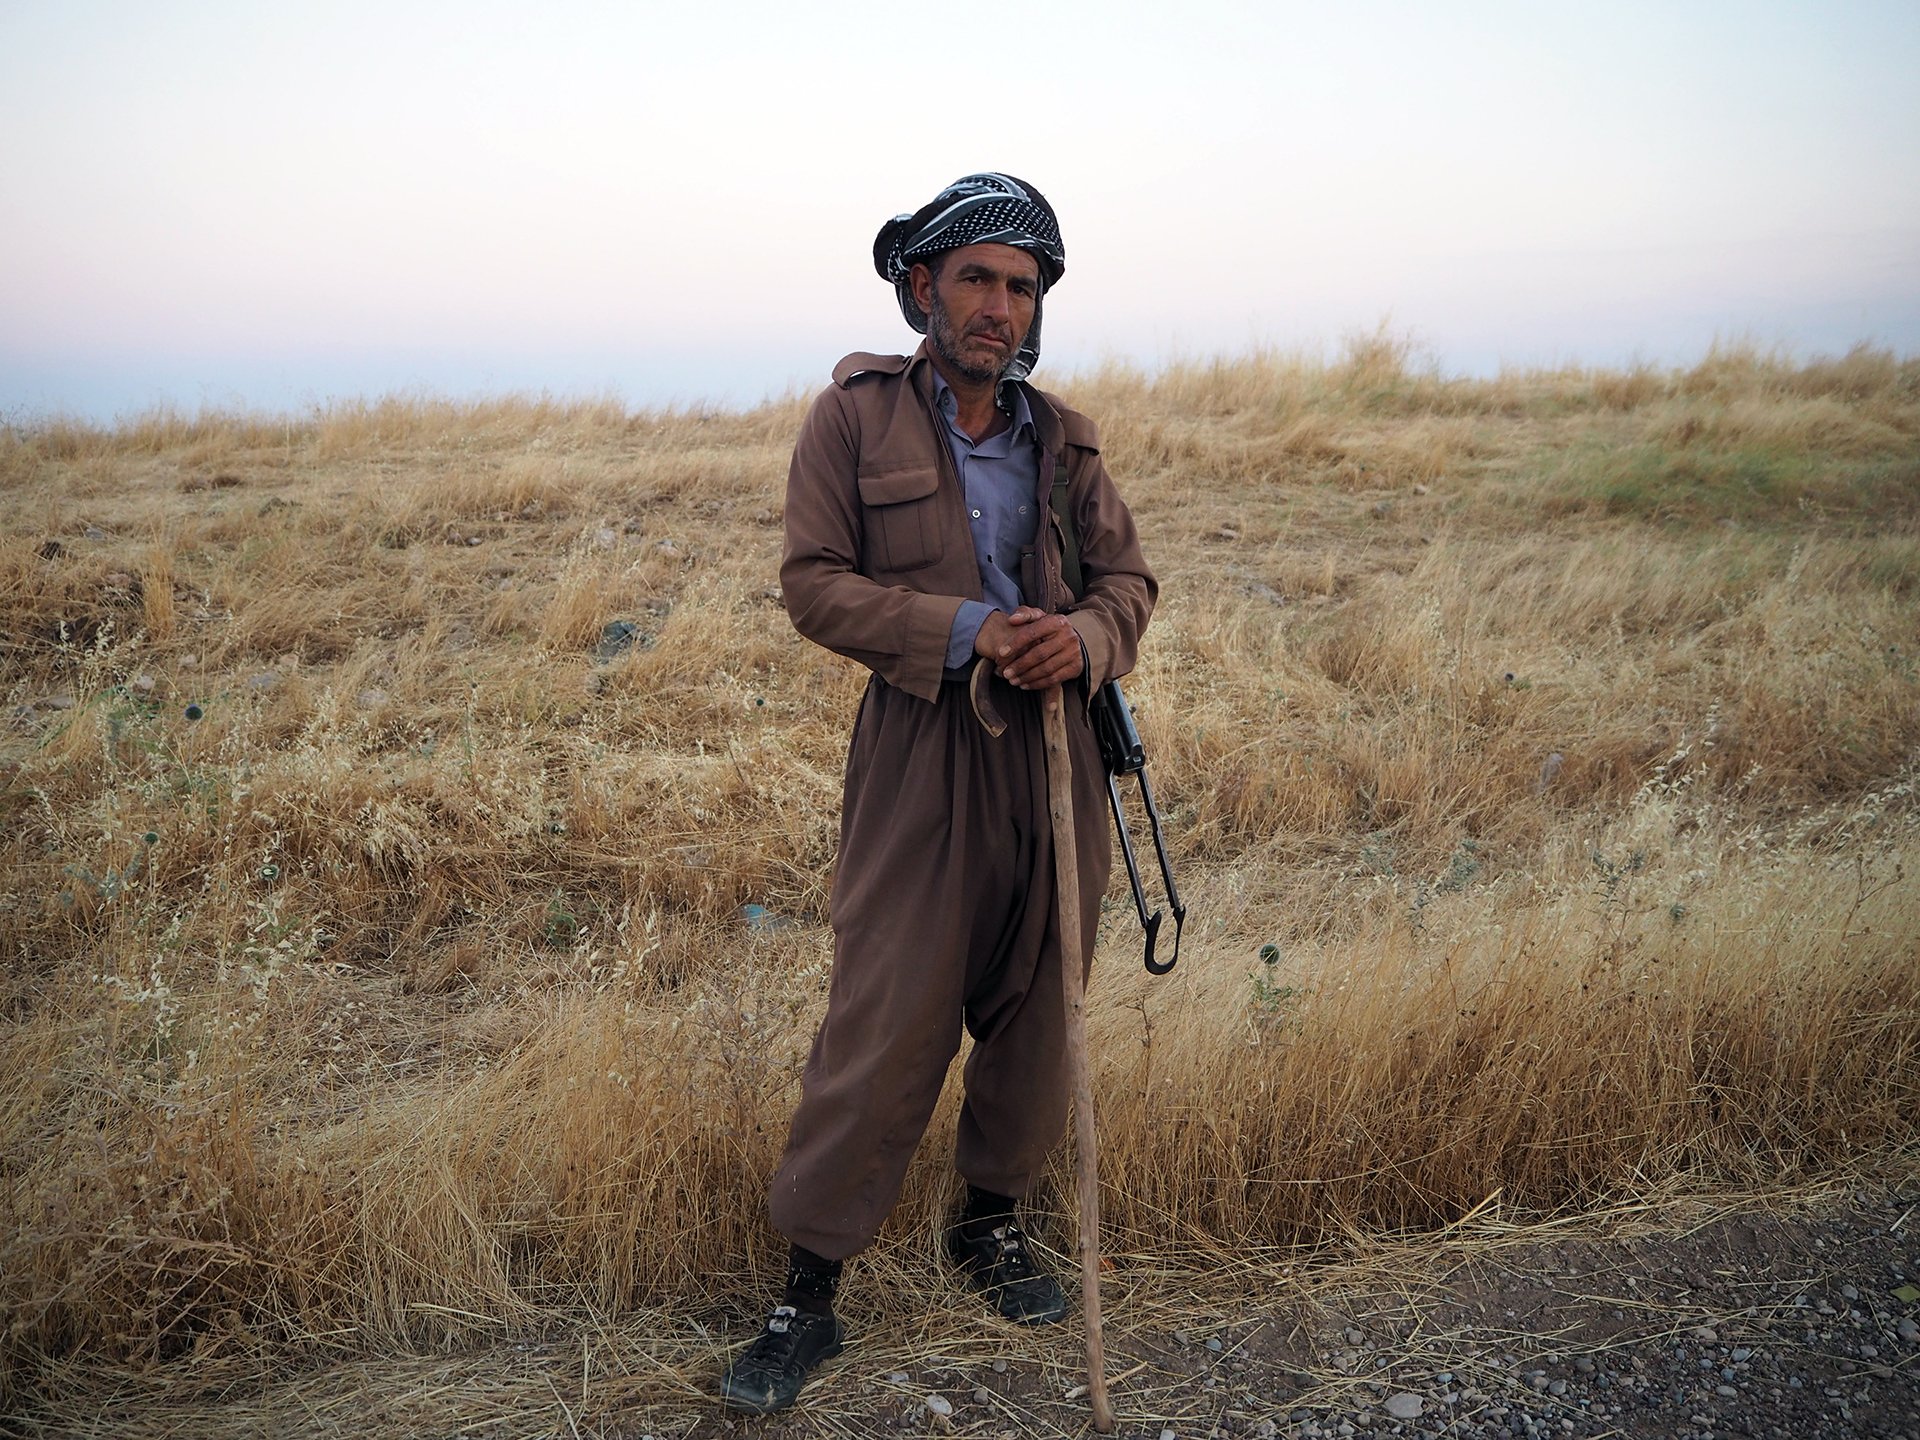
[2,337,1918,1431]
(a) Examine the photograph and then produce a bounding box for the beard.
[927,285,1017,386]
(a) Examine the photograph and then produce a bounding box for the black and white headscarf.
[872,173,1066,384]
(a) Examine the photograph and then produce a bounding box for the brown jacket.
[781,344,1156,701]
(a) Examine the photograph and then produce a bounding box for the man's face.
[911,242,1041,387]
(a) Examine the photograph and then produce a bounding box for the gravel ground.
[685,1184,1920,1440]
[1151,1189,1920,1440]
[10,1186,1916,1437]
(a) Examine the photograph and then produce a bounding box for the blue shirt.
[931,372,1042,671]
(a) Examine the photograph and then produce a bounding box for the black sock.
[958,1184,1017,1236]
[782,1243,842,1316]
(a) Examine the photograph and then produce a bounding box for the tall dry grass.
[2,341,1917,1398]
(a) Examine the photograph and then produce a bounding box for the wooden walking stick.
[1040,683,1116,1434]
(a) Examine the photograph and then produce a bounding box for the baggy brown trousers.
[768,668,1111,1261]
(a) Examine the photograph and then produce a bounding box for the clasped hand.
[975,606,1083,690]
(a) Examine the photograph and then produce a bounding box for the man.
[721,173,1156,1414]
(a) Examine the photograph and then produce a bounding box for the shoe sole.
[981,1285,1068,1326]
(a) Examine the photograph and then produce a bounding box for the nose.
[980,281,1012,323]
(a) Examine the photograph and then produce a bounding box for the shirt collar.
[932,368,1035,437]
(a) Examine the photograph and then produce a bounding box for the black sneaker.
[719,1304,845,1414]
[946,1219,1068,1325]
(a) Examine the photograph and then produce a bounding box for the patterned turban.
[872,173,1066,384]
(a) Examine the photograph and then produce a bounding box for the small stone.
[1252,1422,1277,1439]
[1217,525,1240,540]
[1573,1356,1595,1374]
[1692,1326,1719,1342]
[1897,1318,1919,1343]
[924,1394,952,1417]
[1382,1393,1423,1420]
[1345,1328,1365,1346]
[972,1388,992,1405]
[1547,1379,1567,1396]
[1731,1348,1753,1363]
[595,619,644,660]
[1536,751,1565,792]
[1160,1430,1177,1440]
[991,1358,1008,1374]
[1435,1372,1453,1385]
[594,527,619,548]
[1716,1384,1738,1398]
[1412,483,1430,495]
[1842,1284,1859,1301]
[84,525,107,540]
[132,673,156,694]
[1860,1344,1878,1359]
[885,1371,909,1384]
[1206,1337,1223,1352]
[179,654,198,668]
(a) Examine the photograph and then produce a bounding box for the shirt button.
[971,509,982,518]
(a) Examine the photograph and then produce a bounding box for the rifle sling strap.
[1048,450,1085,600]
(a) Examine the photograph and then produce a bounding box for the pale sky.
[3,0,1917,420]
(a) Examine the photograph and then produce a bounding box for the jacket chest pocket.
[857,465,944,573]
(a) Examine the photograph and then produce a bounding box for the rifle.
[1089,679,1184,974]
